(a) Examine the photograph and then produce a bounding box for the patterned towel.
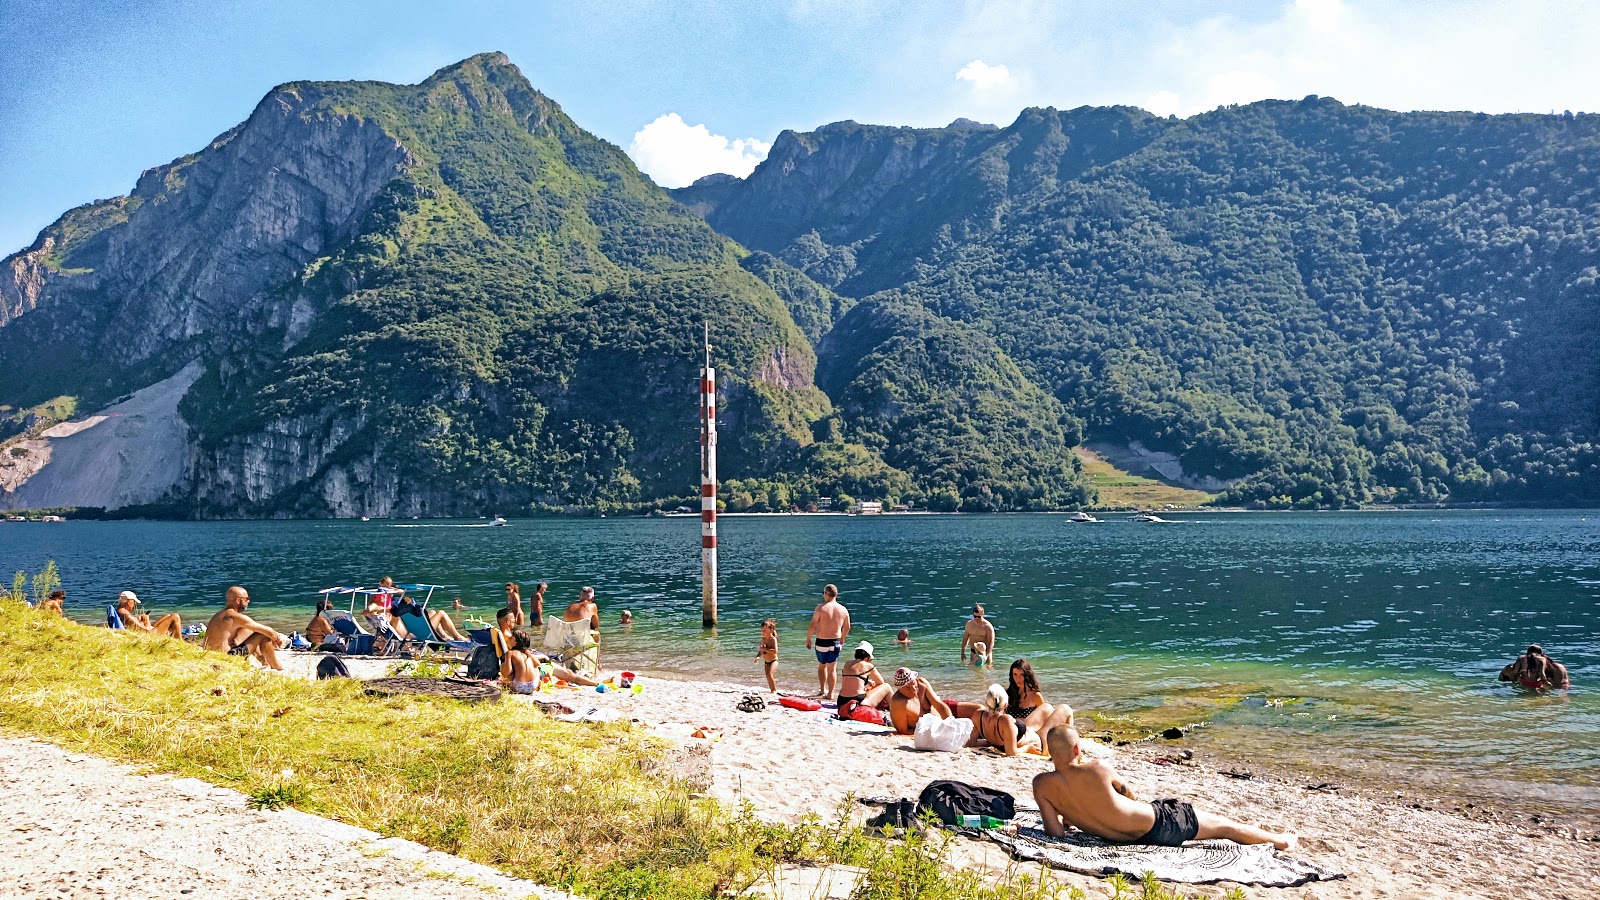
[979,812,1345,887]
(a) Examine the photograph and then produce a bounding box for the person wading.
[806,584,851,699]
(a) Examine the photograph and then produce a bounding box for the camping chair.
[364,612,410,657]
[326,610,376,655]
[396,609,475,657]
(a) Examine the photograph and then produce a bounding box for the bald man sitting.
[203,586,286,670]
[1033,726,1297,850]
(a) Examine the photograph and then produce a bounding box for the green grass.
[1075,449,1218,510]
[0,600,1234,899]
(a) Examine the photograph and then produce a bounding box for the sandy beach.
[274,652,1600,899]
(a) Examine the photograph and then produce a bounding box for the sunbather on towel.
[114,590,183,638]
[203,586,286,670]
[1033,727,1297,850]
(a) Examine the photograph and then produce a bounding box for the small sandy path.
[0,736,574,900]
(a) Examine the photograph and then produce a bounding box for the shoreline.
[276,654,1600,899]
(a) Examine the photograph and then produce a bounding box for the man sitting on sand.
[1033,726,1297,850]
[1499,644,1571,690]
[961,605,995,667]
[887,667,952,734]
[806,584,851,698]
[203,586,286,670]
[114,591,183,638]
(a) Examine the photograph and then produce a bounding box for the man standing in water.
[961,605,995,667]
[806,584,851,698]
[203,586,286,670]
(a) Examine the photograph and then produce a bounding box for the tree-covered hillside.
[677,98,1600,507]
[1,54,1093,515]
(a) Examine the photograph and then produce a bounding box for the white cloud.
[1142,90,1182,118]
[627,113,771,189]
[955,59,1014,92]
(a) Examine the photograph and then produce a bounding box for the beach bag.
[912,714,973,752]
[916,780,1015,826]
[846,704,887,725]
[466,645,500,680]
[315,655,351,680]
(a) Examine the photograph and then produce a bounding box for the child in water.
[897,628,913,646]
[756,619,779,692]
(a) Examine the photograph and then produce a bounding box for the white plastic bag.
[912,714,973,752]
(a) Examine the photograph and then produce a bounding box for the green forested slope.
[2,54,1094,514]
[678,98,1600,506]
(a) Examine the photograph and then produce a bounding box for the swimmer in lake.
[1499,644,1570,691]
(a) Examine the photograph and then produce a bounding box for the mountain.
[674,98,1600,507]
[0,54,1091,516]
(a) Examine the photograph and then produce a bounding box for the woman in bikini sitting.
[501,629,543,694]
[1007,658,1075,744]
[835,641,885,720]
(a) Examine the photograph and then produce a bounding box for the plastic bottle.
[959,815,1006,829]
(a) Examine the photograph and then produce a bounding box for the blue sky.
[3,0,1598,254]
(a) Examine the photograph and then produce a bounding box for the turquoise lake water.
[6,510,1597,821]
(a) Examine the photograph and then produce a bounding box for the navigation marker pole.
[700,325,719,627]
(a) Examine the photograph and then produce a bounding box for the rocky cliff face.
[0,53,845,516]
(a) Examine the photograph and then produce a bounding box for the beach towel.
[543,617,599,680]
[980,811,1345,887]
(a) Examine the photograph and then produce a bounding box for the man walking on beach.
[961,605,995,667]
[203,586,286,670]
[806,584,850,698]
[1033,726,1297,850]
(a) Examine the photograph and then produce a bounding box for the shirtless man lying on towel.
[1033,726,1296,850]
[203,586,286,670]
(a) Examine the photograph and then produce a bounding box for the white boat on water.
[490,516,509,526]
[1067,511,1100,523]
[1129,512,1174,523]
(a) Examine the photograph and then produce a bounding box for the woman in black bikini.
[835,641,885,719]
[1007,658,1075,741]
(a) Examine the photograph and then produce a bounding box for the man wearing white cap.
[887,667,952,735]
[114,590,183,638]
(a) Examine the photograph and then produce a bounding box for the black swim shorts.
[1136,798,1199,846]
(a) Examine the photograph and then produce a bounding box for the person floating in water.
[1499,644,1570,691]
[896,628,912,646]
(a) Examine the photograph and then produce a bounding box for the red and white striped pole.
[700,325,718,627]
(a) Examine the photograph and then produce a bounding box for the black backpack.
[916,779,1016,825]
[315,655,351,679]
[467,645,501,680]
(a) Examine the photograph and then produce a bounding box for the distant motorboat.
[1129,512,1174,523]
[360,516,370,522]
[490,516,509,526]
[1067,511,1100,523]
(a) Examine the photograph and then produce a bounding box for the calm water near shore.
[8,510,1597,821]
